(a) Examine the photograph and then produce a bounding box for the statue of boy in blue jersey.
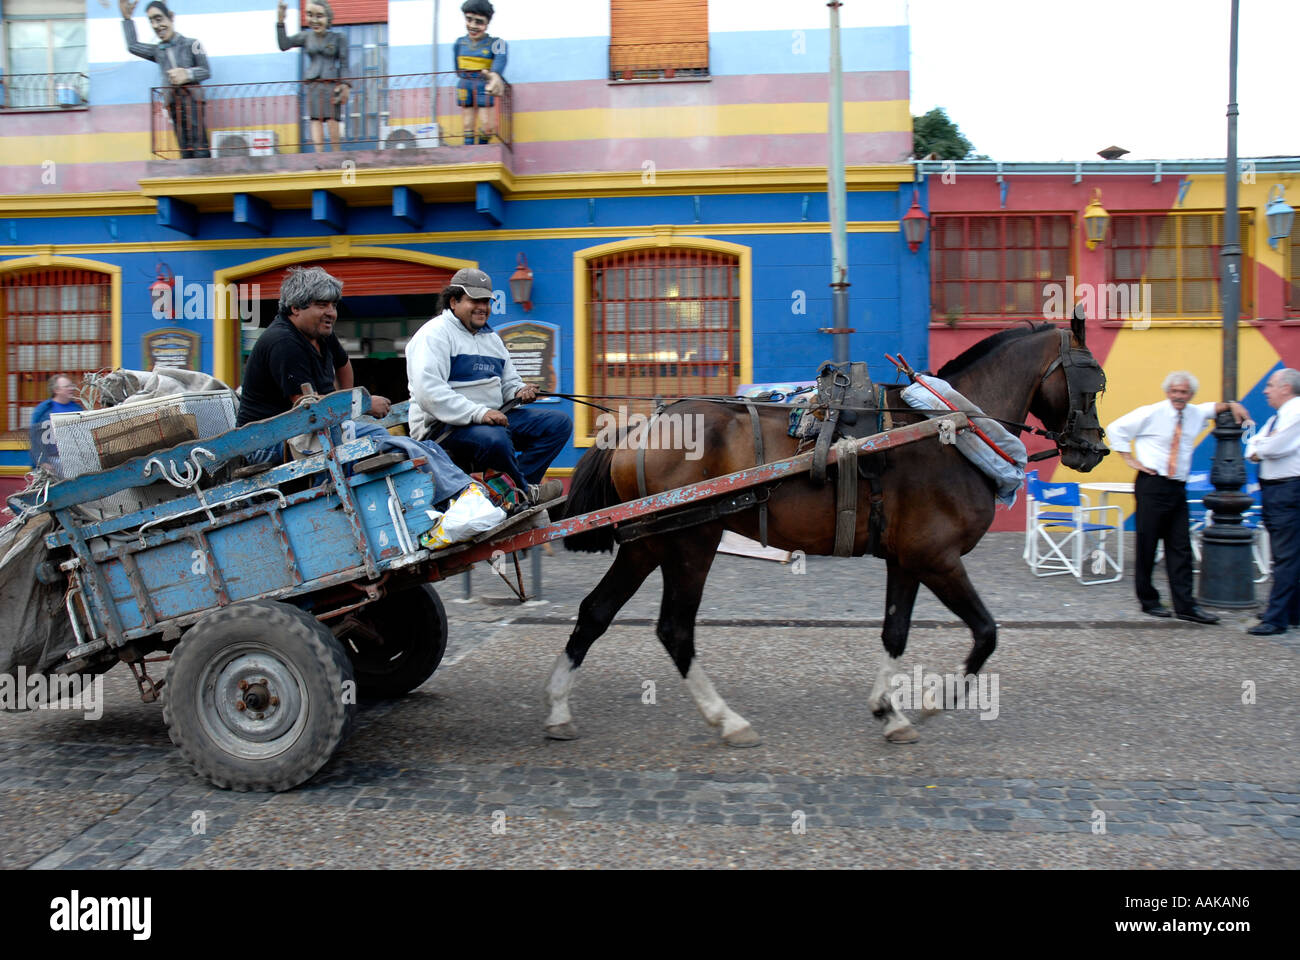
[454,0,506,145]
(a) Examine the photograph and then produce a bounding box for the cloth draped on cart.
[0,514,78,675]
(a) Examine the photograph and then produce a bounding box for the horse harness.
[623,332,1105,555]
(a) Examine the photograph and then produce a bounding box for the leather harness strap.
[635,414,651,499]
[833,439,859,557]
[744,401,768,547]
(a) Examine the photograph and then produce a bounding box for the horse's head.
[1030,304,1109,471]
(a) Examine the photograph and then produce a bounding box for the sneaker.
[528,479,564,504]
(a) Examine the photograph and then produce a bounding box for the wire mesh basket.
[50,391,238,518]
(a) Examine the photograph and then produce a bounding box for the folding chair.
[1026,476,1123,583]
[1022,469,1077,563]
[1188,476,1270,583]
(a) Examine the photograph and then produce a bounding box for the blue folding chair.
[1023,469,1077,561]
[1026,475,1123,583]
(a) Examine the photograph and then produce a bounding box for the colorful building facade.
[0,0,924,495]
[921,157,1300,529]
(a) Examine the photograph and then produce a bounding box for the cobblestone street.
[2,534,1297,869]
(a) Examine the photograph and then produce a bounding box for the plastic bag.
[419,483,507,550]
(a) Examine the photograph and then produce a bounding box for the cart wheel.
[332,585,448,700]
[163,600,356,792]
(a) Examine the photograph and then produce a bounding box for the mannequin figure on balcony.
[119,0,211,159]
[277,0,351,153]
[454,0,506,145]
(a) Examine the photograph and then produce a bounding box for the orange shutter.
[300,0,388,26]
[610,0,708,76]
[241,258,454,298]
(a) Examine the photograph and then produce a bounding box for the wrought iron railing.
[608,43,710,81]
[0,73,90,111]
[148,71,512,160]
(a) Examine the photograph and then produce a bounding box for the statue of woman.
[276,0,351,153]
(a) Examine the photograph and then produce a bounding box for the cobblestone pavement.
[1,534,1297,869]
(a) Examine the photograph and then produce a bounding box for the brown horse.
[548,312,1108,745]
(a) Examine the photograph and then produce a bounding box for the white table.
[1080,481,1135,509]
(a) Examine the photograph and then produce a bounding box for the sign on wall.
[496,320,560,401]
[142,327,201,370]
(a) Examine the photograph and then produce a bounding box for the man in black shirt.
[238,265,391,426]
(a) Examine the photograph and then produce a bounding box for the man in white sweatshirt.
[406,268,570,503]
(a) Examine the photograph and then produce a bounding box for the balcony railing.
[148,72,512,160]
[608,43,710,81]
[0,73,89,111]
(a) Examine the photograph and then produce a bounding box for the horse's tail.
[561,445,621,553]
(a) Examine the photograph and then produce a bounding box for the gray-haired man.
[1246,368,1300,635]
[1107,371,1249,624]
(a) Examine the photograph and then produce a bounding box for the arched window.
[1,266,112,438]
[586,247,741,425]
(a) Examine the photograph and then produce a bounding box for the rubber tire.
[163,600,356,792]
[334,585,448,700]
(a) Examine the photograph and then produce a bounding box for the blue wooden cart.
[9,388,964,792]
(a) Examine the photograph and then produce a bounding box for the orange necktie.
[1167,409,1183,477]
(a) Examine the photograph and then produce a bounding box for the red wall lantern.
[150,262,176,319]
[509,252,534,312]
[900,193,929,252]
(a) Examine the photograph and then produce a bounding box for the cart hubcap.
[199,645,308,760]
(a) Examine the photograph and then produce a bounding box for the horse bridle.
[1033,328,1109,461]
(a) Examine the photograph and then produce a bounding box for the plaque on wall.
[142,327,201,370]
[496,320,560,401]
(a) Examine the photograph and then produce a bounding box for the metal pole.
[826,0,851,363]
[1199,0,1254,608]
[530,545,542,600]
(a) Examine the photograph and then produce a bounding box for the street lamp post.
[1199,0,1255,608]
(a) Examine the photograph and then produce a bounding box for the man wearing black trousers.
[1246,368,1300,635]
[1107,372,1250,624]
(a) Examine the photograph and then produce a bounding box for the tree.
[912,107,982,160]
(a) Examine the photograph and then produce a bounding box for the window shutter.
[610,0,708,77]
[299,0,388,26]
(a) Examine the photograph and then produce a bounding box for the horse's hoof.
[723,725,762,748]
[920,705,943,718]
[544,722,580,741]
[885,726,920,744]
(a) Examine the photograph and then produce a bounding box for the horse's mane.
[935,322,1055,380]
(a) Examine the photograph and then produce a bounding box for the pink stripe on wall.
[513,131,913,174]
[511,72,910,113]
[1,103,151,136]
[0,162,151,194]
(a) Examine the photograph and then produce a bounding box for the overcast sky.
[907,0,1299,161]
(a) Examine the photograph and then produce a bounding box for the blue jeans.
[349,420,472,507]
[440,405,571,489]
[1260,478,1300,628]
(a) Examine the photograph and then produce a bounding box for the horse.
[547,310,1108,746]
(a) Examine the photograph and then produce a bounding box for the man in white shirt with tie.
[1107,371,1249,624]
[1245,368,1300,635]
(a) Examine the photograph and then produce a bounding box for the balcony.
[608,43,710,82]
[148,72,512,160]
[0,72,89,111]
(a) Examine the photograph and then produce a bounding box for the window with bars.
[1,268,112,441]
[609,0,709,81]
[930,214,1073,321]
[1110,212,1254,318]
[587,248,740,428]
[1289,236,1300,314]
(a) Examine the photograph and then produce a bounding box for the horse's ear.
[1071,302,1088,345]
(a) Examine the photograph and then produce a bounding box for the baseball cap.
[449,267,493,299]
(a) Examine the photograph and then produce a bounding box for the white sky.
[908,0,1300,161]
